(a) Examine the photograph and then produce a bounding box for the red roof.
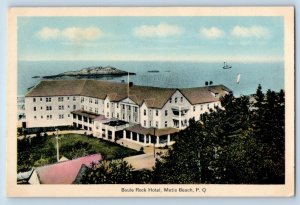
[36,154,102,184]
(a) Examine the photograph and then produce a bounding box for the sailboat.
[223,62,232,69]
[236,73,241,84]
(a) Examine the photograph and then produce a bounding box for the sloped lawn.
[17,133,142,172]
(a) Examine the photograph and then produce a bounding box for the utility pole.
[153,128,156,158]
[55,128,60,162]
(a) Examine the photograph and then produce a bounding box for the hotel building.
[24,80,231,147]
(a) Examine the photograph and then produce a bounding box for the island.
[42,66,136,79]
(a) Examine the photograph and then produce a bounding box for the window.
[40,107,43,110]
[58,97,64,102]
[89,107,92,112]
[68,114,70,118]
[81,97,84,103]
[122,104,125,109]
[58,105,64,110]
[144,120,146,127]
[149,121,152,127]
[156,110,158,116]
[122,114,125,120]
[47,115,52,120]
[73,96,76,101]
[169,98,172,103]
[33,107,36,111]
[175,97,178,103]
[68,105,70,109]
[107,103,109,108]
[40,98,42,101]
[33,98,36,102]
[165,110,168,116]
[107,112,109,117]
[117,113,119,118]
[156,121,158,127]
[67,97,70,100]
[95,99,98,104]
[46,106,52,111]
[46,97,51,102]
[193,106,196,112]
[181,97,183,102]
[34,116,37,120]
[144,109,147,116]
[200,105,203,111]
[59,114,64,119]
[89,98,93,103]
[41,116,43,119]
[207,104,210,108]
[73,105,76,110]
[165,121,168,127]
[134,107,137,112]
[95,108,98,114]
[116,103,119,108]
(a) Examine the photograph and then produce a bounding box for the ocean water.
[18,61,284,97]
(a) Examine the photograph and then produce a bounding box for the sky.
[18,16,284,62]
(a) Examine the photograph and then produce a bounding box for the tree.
[79,159,134,184]
[153,86,285,184]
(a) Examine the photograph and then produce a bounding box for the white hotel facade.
[24,80,231,147]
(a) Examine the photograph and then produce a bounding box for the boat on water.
[237,73,241,84]
[148,70,160,73]
[223,62,232,69]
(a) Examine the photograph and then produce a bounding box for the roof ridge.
[79,79,88,95]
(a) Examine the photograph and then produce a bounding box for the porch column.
[130,131,133,140]
[105,126,108,139]
[156,136,160,146]
[137,133,140,142]
[144,135,146,145]
[167,134,171,145]
[112,128,115,142]
[149,135,152,144]
[123,130,126,139]
[99,124,102,138]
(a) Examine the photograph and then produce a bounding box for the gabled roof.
[35,153,101,184]
[26,79,231,108]
[26,80,86,97]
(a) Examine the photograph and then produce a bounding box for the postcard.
[7,7,294,197]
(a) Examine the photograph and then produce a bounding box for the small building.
[24,154,102,184]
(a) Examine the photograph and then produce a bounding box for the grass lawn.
[17,133,142,172]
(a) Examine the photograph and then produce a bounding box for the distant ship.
[148,70,160,73]
[223,62,232,69]
[237,73,241,84]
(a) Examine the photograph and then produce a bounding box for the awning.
[71,110,100,119]
[125,124,179,137]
